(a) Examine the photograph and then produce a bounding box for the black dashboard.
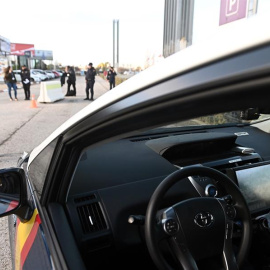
[65,124,270,268]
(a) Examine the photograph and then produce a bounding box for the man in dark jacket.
[64,66,76,96]
[106,66,117,90]
[60,72,66,87]
[84,63,96,100]
[20,65,31,100]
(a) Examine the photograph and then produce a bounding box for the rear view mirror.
[240,108,260,120]
[0,170,21,215]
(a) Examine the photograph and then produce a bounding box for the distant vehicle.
[123,71,135,76]
[44,70,55,79]
[31,70,47,81]
[56,70,64,76]
[52,70,60,77]
[13,70,41,83]
[31,69,49,80]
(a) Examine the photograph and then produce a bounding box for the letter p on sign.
[219,0,247,25]
[226,0,239,16]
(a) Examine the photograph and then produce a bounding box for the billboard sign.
[0,57,8,81]
[34,50,53,60]
[219,0,247,26]
[10,43,35,56]
[0,36,11,53]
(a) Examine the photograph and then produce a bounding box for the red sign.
[10,43,35,56]
[219,0,247,26]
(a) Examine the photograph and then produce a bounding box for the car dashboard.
[65,124,270,269]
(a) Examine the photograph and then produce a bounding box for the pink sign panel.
[10,43,35,56]
[219,0,247,25]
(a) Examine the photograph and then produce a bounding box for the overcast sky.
[1,0,164,68]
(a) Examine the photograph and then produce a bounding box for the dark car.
[1,14,270,270]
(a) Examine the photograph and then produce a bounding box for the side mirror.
[0,168,33,222]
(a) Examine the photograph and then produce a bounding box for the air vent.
[77,202,107,234]
[204,153,262,173]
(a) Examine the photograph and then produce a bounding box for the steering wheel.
[145,165,252,270]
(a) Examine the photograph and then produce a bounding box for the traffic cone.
[30,94,38,108]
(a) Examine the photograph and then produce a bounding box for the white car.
[13,70,41,84]
[44,70,55,79]
[31,69,48,81]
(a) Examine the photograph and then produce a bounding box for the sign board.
[34,50,53,60]
[11,43,35,56]
[0,36,11,53]
[219,0,247,26]
[0,57,8,81]
[24,51,31,57]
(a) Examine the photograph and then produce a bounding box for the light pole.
[113,19,119,70]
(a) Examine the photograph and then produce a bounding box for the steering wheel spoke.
[222,221,239,270]
[167,236,199,270]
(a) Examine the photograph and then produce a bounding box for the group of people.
[3,62,117,102]
[3,65,31,101]
[60,63,96,100]
[61,63,117,101]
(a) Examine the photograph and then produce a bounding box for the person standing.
[60,71,66,87]
[65,66,76,96]
[4,66,18,101]
[107,66,117,90]
[85,63,96,100]
[20,65,31,100]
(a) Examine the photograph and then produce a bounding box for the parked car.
[1,14,270,270]
[30,70,47,81]
[56,70,64,76]
[51,70,60,78]
[30,69,48,81]
[44,70,55,79]
[12,69,41,83]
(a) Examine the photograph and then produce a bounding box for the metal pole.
[113,20,115,68]
[117,20,119,69]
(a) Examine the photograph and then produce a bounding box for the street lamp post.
[113,19,119,70]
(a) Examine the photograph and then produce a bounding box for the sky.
[3,0,270,70]
[0,0,165,68]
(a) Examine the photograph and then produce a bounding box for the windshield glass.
[163,111,270,129]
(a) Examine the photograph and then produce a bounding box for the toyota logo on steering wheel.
[194,212,214,227]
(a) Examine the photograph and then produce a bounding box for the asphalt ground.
[0,74,111,270]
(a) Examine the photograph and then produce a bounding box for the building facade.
[163,0,264,58]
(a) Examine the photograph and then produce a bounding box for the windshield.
[163,110,270,129]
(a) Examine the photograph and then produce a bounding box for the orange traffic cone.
[30,94,38,108]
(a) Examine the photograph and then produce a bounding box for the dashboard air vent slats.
[77,202,107,234]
